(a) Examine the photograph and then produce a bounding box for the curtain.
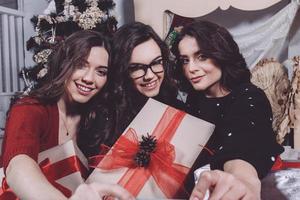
[232,0,299,69]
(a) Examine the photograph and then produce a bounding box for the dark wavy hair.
[108,22,178,144]
[172,20,251,93]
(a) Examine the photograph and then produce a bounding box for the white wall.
[0,0,18,9]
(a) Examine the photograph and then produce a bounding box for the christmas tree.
[21,0,117,93]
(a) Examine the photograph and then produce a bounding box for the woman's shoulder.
[9,96,57,116]
[232,82,265,97]
[229,82,272,113]
[230,82,270,105]
[14,96,41,104]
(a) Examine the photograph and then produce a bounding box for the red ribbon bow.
[91,106,190,198]
[0,178,17,200]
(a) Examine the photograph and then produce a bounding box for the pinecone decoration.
[134,150,151,167]
[139,134,157,152]
[134,134,157,167]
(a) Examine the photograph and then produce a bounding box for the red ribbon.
[0,155,88,199]
[89,144,111,167]
[92,106,190,198]
[0,178,18,200]
[271,156,300,171]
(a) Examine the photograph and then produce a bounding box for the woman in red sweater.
[1,30,133,200]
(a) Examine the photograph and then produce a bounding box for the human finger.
[219,181,247,200]
[208,170,234,200]
[189,170,220,200]
[89,183,135,200]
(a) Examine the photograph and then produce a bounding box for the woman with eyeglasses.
[172,20,283,200]
[102,22,182,145]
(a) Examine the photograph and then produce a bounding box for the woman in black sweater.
[172,20,283,199]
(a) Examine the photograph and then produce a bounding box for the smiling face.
[178,35,225,98]
[129,39,165,97]
[64,46,109,104]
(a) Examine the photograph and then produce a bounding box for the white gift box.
[0,140,88,197]
[86,98,215,198]
[37,139,88,195]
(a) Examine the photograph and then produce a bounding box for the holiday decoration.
[87,98,215,198]
[251,58,291,143]
[21,0,117,93]
[134,134,157,167]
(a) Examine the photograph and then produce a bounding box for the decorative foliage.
[134,134,157,167]
[21,0,117,93]
[287,56,300,144]
[251,58,291,143]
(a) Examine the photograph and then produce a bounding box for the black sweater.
[185,82,283,180]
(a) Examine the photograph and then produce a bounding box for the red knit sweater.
[1,98,59,171]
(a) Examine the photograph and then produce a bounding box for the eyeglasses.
[128,58,164,79]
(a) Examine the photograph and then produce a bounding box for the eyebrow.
[130,55,162,65]
[84,59,108,69]
[96,65,108,69]
[180,50,202,58]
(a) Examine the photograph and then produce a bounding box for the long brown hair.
[30,30,112,104]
